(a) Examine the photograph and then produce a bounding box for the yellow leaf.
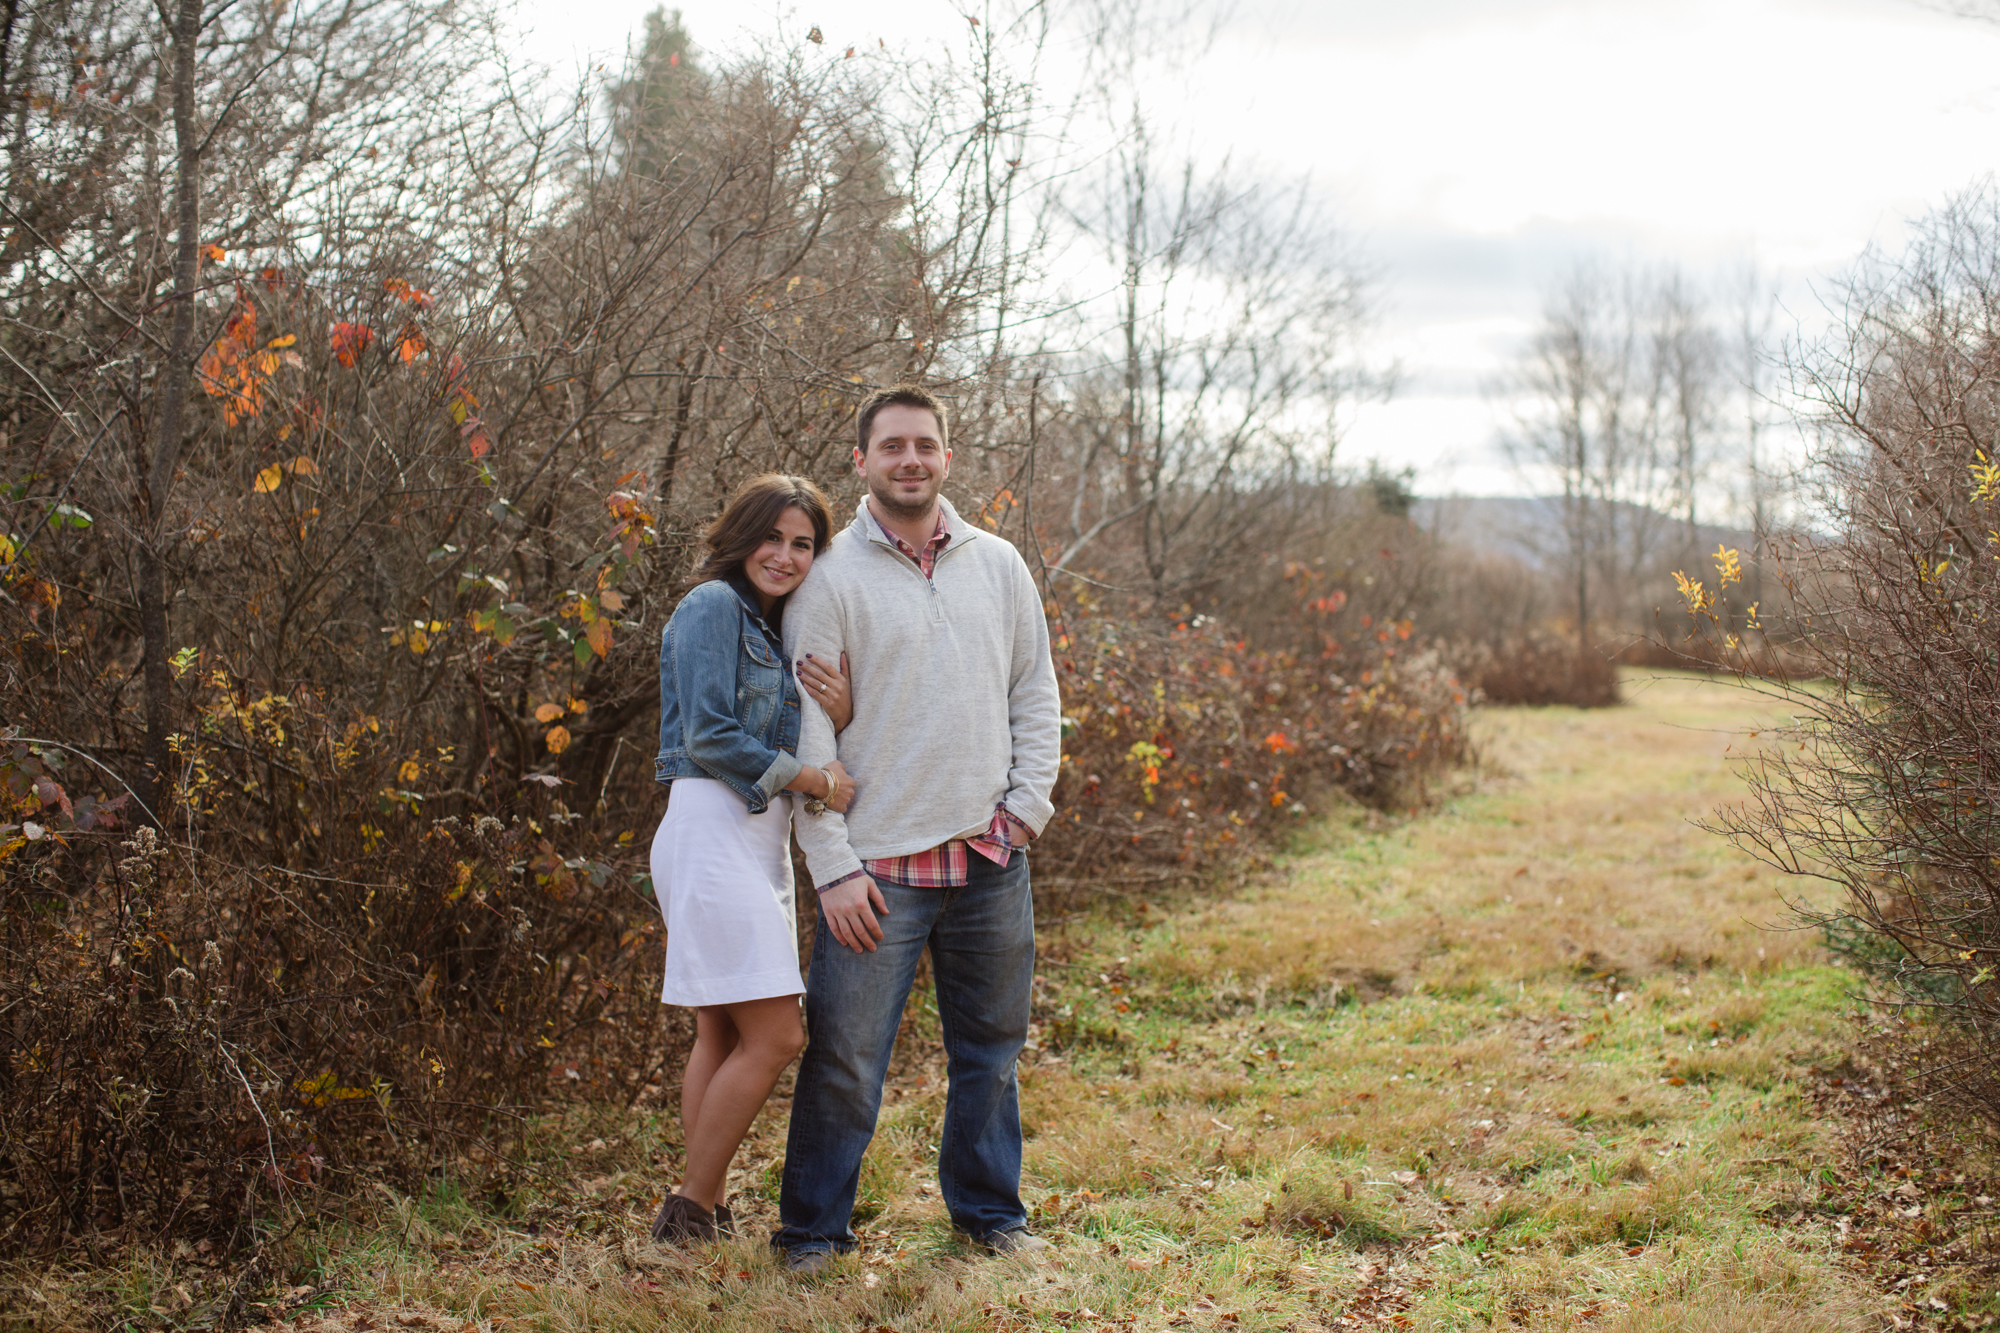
[253,463,285,493]
[567,695,587,714]
[267,334,297,349]
[288,454,319,475]
[407,627,429,655]
[398,760,421,785]
[545,725,571,754]
[534,703,565,723]
[585,618,612,658]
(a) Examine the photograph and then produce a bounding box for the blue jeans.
[773,850,1035,1253]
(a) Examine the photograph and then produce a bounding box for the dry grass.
[18,671,1984,1331]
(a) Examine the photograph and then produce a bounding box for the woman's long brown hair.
[691,473,835,586]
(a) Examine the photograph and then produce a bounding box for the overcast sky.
[510,0,2000,498]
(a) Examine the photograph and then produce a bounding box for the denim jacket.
[654,573,804,813]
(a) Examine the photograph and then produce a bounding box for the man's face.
[855,404,950,519]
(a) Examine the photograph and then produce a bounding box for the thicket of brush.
[1686,189,2000,1126]
[0,0,1470,1250]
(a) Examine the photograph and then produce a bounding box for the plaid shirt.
[817,505,1033,893]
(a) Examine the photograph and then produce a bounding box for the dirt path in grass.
[76,673,1988,1332]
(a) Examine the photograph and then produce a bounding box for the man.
[773,384,1062,1271]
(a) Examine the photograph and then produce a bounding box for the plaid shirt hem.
[816,807,1032,893]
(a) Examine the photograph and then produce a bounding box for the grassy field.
[34,673,1983,1331]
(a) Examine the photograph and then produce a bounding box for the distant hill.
[1412,495,1758,571]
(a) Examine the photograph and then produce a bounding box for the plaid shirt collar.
[865,503,951,577]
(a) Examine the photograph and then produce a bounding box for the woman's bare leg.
[679,994,805,1209]
[681,1006,740,1156]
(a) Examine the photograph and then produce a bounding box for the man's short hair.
[856,384,949,455]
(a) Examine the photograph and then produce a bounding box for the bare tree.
[1654,268,1722,570]
[1504,262,1739,647]
[1033,0,1383,607]
[1725,259,1785,616]
[1,0,492,819]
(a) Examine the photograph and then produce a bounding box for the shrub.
[0,716,673,1248]
[1453,629,1620,708]
[1689,189,2000,1125]
[1033,580,1470,908]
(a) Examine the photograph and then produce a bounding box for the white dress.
[651,777,804,1006]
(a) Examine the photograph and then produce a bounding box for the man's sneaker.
[713,1201,737,1239]
[978,1227,1052,1257]
[783,1247,834,1275]
[648,1193,717,1245]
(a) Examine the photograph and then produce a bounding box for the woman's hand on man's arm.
[796,651,852,733]
[783,758,854,813]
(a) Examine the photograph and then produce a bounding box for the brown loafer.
[649,1193,717,1245]
[713,1201,737,1238]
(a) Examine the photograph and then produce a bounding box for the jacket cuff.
[757,751,804,803]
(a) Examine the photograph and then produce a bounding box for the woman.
[649,473,856,1245]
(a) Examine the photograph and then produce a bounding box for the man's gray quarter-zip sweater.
[781,496,1063,890]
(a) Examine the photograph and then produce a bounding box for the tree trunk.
[136,0,201,825]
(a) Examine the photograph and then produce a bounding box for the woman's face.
[743,505,817,609]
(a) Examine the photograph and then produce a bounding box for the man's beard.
[868,474,939,519]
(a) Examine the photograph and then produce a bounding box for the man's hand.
[821,875,888,952]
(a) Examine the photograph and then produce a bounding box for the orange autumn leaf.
[288,455,319,476]
[534,703,565,723]
[199,298,269,425]
[253,463,285,493]
[397,323,425,363]
[584,618,613,658]
[330,322,375,368]
[384,277,434,310]
[201,243,226,264]
[544,725,572,755]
